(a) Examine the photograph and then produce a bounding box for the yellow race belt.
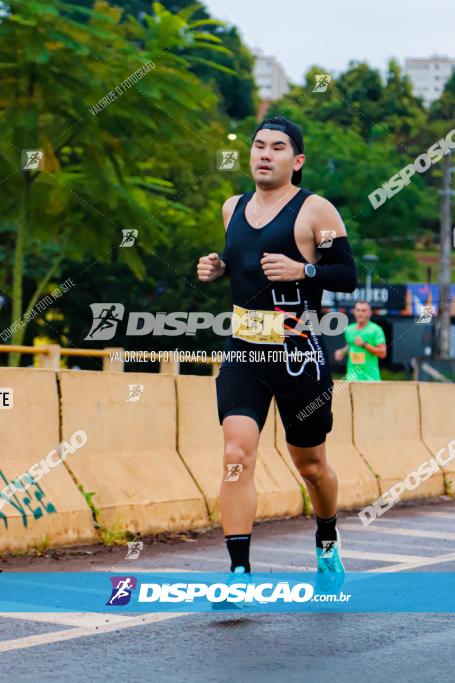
[232,304,285,344]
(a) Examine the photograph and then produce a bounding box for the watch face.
[305,264,316,277]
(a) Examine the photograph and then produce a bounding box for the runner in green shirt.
[334,301,387,381]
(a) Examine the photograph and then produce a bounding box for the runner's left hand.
[261,253,304,281]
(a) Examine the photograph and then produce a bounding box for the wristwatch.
[304,263,316,278]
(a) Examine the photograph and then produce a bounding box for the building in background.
[404,55,455,106]
[252,48,290,118]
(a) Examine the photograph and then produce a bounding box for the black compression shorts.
[215,355,334,448]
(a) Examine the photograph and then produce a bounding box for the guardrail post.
[160,358,180,375]
[40,344,61,370]
[103,347,124,372]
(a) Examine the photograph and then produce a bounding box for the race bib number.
[349,350,366,364]
[232,304,284,344]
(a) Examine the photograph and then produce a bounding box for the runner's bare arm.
[261,195,355,289]
[356,339,387,359]
[219,195,242,275]
[196,195,241,282]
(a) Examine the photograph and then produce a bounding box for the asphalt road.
[1,497,455,682]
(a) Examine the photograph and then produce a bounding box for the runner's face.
[354,304,371,324]
[250,129,303,187]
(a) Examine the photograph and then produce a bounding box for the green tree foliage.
[0,0,237,362]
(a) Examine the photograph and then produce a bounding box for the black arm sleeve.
[313,236,357,293]
[219,248,229,277]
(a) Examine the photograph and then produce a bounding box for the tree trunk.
[9,172,30,367]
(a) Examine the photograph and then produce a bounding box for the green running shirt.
[344,321,386,381]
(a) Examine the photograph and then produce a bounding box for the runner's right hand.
[334,348,345,362]
[197,253,225,282]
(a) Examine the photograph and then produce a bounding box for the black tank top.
[222,188,330,375]
[224,188,323,319]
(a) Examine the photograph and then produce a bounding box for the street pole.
[362,255,378,303]
[365,270,371,299]
[436,151,454,359]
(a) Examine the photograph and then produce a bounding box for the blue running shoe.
[315,530,345,594]
[211,566,253,611]
[316,530,345,573]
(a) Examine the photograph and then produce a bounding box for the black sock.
[315,515,337,548]
[225,534,251,573]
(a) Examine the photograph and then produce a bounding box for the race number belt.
[232,304,285,344]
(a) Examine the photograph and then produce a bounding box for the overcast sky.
[204,0,455,82]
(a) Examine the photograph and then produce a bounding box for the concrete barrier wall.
[351,382,444,500]
[326,382,380,509]
[58,370,209,535]
[176,376,303,522]
[1,368,453,554]
[418,382,455,493]
[0,368,97,553]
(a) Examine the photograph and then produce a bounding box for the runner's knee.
[295,457,325,486]
[223,442,255,470]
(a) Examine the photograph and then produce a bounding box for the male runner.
[197,116,357,579]
[334,301,386,381]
